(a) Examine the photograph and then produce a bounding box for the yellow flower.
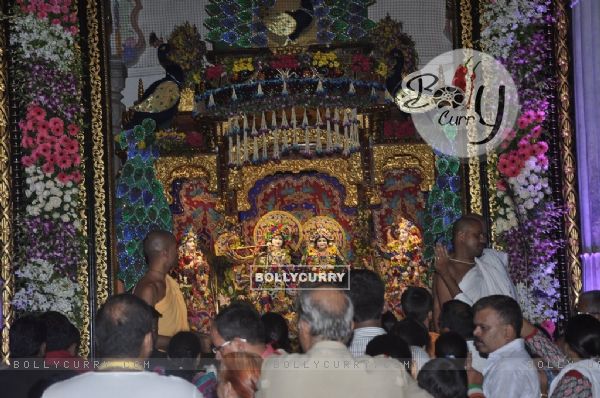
[375,61,388,78]
[137,141,146,150]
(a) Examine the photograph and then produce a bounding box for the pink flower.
[21,155,35,167]
[27,105,46,121]
[496,180,507,191]
[535,111,546,123]
[531,125,543,139]
[21,135,34,148]
[67,124,79,136]
[51,5,61,13]
[71,170,82,183]
[537,155,549,169]
[36,119,50,135]
[57,172,70,183]
[517,116,530,129]
[70,12,77,23]
[38,143,52,158]
[72,153,81,166]
[52,18,61,24]
[37,11,48,19]
[56,155,72,169]
[42,161,55,174]
[49,117,64,135]
[62,15,70,22]
[537,141,549,154]
[61,6,69,14]
[69,25,78,35]
[518,138,529,148]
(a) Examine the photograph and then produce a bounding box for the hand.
[466,352,484,385]
[434,243,451,276]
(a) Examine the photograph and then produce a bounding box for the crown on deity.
[309,226,334,243]
[265,223,291,242]
[181,229,198,246]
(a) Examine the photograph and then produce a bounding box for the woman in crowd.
[549,314,600,397]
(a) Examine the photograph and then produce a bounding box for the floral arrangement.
[10,0,84,327]
[270,54,300,71]
[480,0,563,323]
[232,57,254,74]
[312,51,340,69]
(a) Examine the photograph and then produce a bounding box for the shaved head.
[452,217,481,244]
[143,230,176,263]
[578,290,600,320]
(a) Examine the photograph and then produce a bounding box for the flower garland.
[480,0,562,323]
[10,0,84,327]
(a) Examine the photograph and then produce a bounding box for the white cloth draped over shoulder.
[455,248,518,305]
[549,359,600,398]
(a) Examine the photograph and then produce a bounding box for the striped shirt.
[349,327,386,357]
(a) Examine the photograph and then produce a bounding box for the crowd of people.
[2,217,600,398]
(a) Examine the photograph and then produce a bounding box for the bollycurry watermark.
[250,265,351,290]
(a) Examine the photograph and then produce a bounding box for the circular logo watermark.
[394,49,520,158]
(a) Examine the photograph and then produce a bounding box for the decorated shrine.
[1,0,597,360]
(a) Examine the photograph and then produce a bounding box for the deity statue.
[175,230,216,334]
[302,227,345,268]
[255,228,292,267]
[377,217,428,319]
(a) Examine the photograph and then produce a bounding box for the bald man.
[135,230,189,350]
[577,290,600,320]
[257,286,432,398]
[433,216,517,329]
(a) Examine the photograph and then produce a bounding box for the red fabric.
[262,343,283,359]
[45,350,89,373]
[564,369,584,379]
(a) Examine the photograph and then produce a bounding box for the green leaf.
[206,4,222,16]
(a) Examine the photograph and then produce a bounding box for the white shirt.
[349,326,386,357]
[456,248,518,305]
[483,338,540,398]
[466,339,488,373]
[42,371,203,398]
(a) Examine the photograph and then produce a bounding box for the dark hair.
[391,318,430,348]
[214,302,265,344]
[9,314,46,359]
[417,358,468,398]
[401,286,433,324]
[345,269,384,323]
[473,295,522,338]
[261,312,291,352]
[365,334,412,374]
[564,314,600,359]
[95,294,155,358]
[167,332,202,382]
[39,311,79,352]
[381,311,398,333]
[435,331,468,363]
[439,300,474,339]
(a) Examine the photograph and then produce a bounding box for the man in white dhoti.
[433,216,517,328]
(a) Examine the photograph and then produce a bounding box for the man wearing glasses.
[210,302,284,360]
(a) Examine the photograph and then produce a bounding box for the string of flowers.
[480,0,563,323]
[9,0,84,327]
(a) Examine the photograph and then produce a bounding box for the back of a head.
[219,351,263,398]
[168,331,202,359]
[167,332,202,381]
[417,358,468,398]
[215,302,265,344]
[297,287,354,342]
[578,290,600,318]
[401,286,433,324]
[440,300,474,339]
[381,310,398,333]
[95,293,155,358]
[366,334,412,373]
[564,314,600,359]
[10,314,46,359]
[473,295,522,338]
[391,317,430,348]
[39,311,79,352]
[261,312,291,351]
[345,269,384,323]
[143,230,175,262]
[435,331,468,360]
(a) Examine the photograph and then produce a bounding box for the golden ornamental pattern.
[230,154,363,211]
[554,0,582,309]
[155,155,219,203]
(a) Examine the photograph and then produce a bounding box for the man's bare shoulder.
[134,276,164,305]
